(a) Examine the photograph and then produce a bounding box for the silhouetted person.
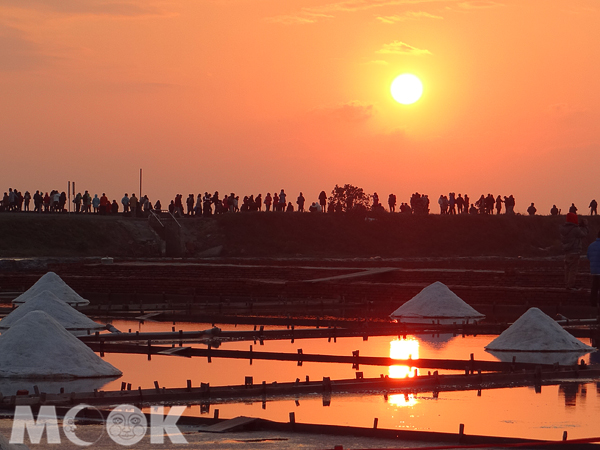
[550,205,559,216]
[561,213,588,289]
[590,199,597,216]
[456,194,464,214]
[256,193,262,211]
[495,195,502,215]
[527,203,537,215]
[286,202,294,212]
[264,193,272,212]
[587,231,600,306]
[186,194,195,216]
[388,193,396,212]
[319,191,327,212]
[297,192,305,212]
[569,203,578,214]
[504,195,515,214]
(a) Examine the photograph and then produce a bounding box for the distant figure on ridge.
[550,205,559,216]
[527,203,537,216]
[388,193,396,212]
[319,191,327,213]
[495,195,503,215]
[569,203,578,214]
[297,192,305,212]
[590,199,598,216]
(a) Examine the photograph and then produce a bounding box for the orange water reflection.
[81,321,600,440]
[389,338,419,380]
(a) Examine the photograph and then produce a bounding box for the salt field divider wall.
[84,341,581,372]
[2,366,599,410]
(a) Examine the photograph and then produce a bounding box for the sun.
[391,74,423,105]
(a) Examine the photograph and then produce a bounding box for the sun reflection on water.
[388,392,417,407]
[389,338,420,380]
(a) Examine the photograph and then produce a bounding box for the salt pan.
[485,307,595,352]
[0,311,122,379]
[390,281,485,323]
[1,290,104,332]
[12,272,90,306]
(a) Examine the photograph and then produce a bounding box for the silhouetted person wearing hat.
[561,213,588,289]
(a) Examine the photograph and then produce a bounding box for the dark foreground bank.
[1,212,599,258]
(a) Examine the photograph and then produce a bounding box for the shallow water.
[1,319,599,441]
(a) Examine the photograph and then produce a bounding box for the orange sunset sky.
[1,0,599,214]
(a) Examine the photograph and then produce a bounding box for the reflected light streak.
[389,338,420,379]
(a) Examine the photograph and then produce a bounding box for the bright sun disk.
[391,74,423,105]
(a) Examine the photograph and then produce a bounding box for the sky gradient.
[2,0,599,214]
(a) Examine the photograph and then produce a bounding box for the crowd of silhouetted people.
[2,186,598,218]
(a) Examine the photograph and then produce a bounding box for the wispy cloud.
[377,11,443,23]
[376,41,431,56]
[266,0,451,25]
[457,1,503,10]
[265,12,334,25]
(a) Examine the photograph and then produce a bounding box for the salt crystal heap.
[390,281,485,324]
[0,290,104,332]
[12,272,89,307]
[0,311,122,379]
[486,307,594,352]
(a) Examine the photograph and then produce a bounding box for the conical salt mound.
[0,290,104,332]
[390,282,485,323]
[485,308,595,352]
[12,272,89,306]
[0,311,122,379]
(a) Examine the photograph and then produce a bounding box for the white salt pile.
[485,307,595,352]
[12,272,90,306]
[390,281,485,323]
[0,290,104,332]
[0,311,122,379]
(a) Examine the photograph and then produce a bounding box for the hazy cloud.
[365,59,390,65]
[457,1,503,9]
[0,0,168,18]
[0,26,50,71]
[377,41,431,56]
[313,101,376,123]
[377,11,443,23]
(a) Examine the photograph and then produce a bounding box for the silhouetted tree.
[328,184,371,212]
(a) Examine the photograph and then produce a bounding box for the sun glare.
[391,74,423,105]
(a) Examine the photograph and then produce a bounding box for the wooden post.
[458,423,465,442]
[289,412,295,425]
[214,409,219,419]
[373,418,378,429]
